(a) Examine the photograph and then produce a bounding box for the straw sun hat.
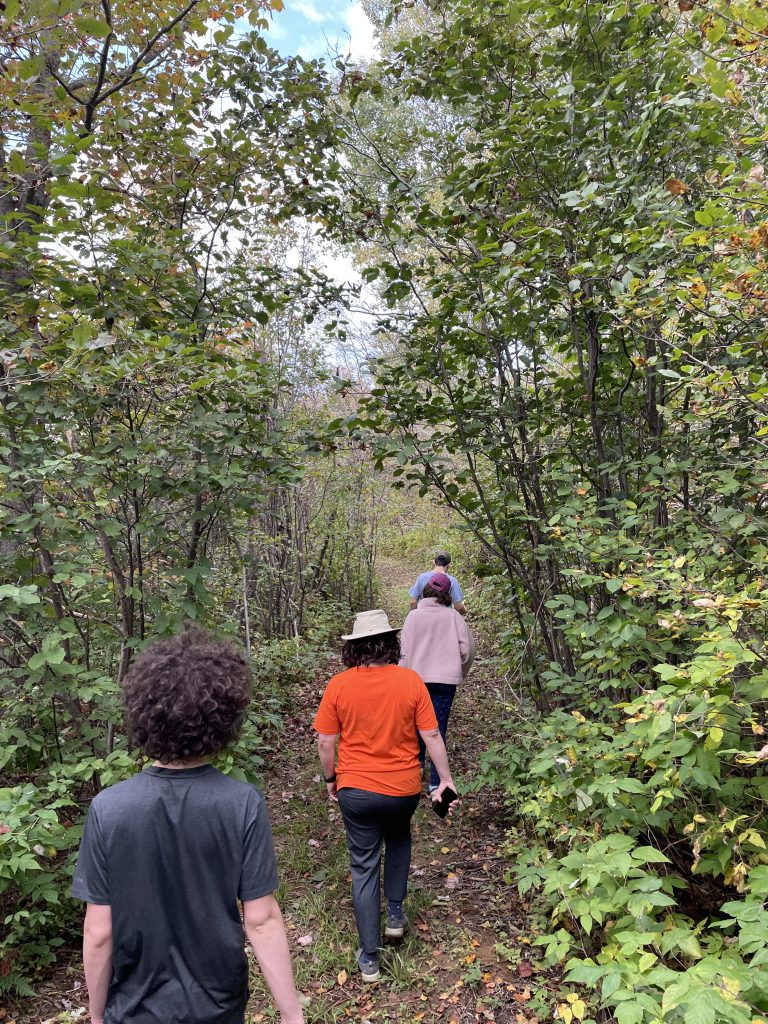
[341,609,400,642]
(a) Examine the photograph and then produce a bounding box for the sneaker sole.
[384,924,405,938]
[361,968,380,983]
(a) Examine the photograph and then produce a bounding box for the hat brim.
[340,626,401,641]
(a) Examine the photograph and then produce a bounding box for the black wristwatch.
[324,772,337,783]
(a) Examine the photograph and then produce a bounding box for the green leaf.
[631,846,671,864]
[74,16,112,37]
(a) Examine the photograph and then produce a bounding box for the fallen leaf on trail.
[308,838,320,847]
[441,846,451,854]
[337,968,348,986]
[517,961,533,978]
[514,986,531,1002]
[445,872,460,890]
[297,934,313,946]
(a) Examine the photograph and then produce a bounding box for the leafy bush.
[476,552,768,1023]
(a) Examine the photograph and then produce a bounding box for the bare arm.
[409,597,418,610]
[317,732,339,801]
[453,600,467,617]
[83,903,113,1024]
[244,895,304,1024]
[417,727,458,806]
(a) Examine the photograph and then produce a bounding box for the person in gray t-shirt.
[71,628,304,1024]
[409,552,467,616]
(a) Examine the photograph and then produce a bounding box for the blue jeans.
[417,683,456,789]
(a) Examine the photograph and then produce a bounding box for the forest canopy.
[2,0,768,1020]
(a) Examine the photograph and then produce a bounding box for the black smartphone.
[432,786,459,819]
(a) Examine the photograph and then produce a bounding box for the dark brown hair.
[422,582,452,607]
[122,627,251,763]
[342,631,401,668]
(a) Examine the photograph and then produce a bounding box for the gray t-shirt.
[71,764,278,1024]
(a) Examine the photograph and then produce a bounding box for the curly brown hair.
[422,582,453,607]
[121,627,251,763]
[341,631,401,668]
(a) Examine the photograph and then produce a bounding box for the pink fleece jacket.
[399,598,475,685]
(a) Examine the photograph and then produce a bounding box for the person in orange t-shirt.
[314,609,458,984]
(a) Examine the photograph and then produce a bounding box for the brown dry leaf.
[514,986,532,1002]
[337,968,348,986]
[518,961,533,978]
[665,177,687,196]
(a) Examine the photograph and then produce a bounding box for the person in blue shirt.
[409,552,467,616]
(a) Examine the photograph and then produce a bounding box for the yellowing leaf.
[665,177,688,196]
[337,969,347,986]
[571,999,586,1020]
[705,726,724,748]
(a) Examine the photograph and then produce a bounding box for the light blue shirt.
[409,572,464,604]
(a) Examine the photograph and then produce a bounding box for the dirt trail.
[255,557,560,1024]
[20,559,560,1024]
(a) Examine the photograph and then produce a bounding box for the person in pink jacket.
[399,574,474,791]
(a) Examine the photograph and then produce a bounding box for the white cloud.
[297,34,328,58]
[266,18,287,40]
[343,3,378,61]
[294,0,326,23]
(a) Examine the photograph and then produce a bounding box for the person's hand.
[431,780,460,814]
[326,781,338,802]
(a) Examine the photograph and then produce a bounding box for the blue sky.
[264,0,378,61]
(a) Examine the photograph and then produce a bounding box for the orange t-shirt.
[313,665,438,797]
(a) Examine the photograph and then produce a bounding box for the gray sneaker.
[384,912,408,939]
[356,949,380,983]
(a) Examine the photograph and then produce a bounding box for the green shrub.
[476,571,768,1023]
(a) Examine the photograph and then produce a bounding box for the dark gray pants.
[337,788,420,955]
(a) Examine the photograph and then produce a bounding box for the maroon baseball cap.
[427,573,452,594]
